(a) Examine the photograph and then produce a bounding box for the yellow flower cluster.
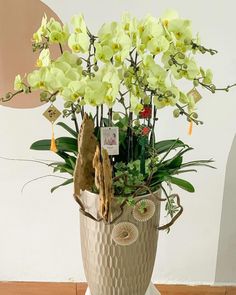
[15,11,214,115]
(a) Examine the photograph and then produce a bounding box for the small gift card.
[187,88,202,103]
[100,127,119,155]
[43,104,61,123]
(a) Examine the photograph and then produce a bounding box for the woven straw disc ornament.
[133,199,156,222]
[111,222,139,246]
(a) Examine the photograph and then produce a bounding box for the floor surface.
[0,282,235,295]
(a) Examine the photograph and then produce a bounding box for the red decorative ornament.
[142,126,150,136]
[139,106,152,119]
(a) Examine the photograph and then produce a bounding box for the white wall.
[215,135,236,284]
[0,0,236,285]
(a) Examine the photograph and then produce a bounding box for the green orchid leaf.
[56,122,78,138]
[56,137,78,153]
[149,171,170,186]
[51,178,73,193]
[53,162,74,175]
[155,139,187,154]
[30,139,51,151]
[51,155,77,175]
[67,156,77,169]
[166,176,195,193]
[56,151,71,160]
[160,146,193,169]
[159,140,188,165]
[165,155,183,169]
[181,159,216,169]
[30,137,78,153]
[174,169,197,174]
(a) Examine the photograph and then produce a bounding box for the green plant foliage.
[139,200,148,214]
[155,139,187,154]
[165,195,179,217]
[165,176,195,193]
[113,161,145,196]
[51,178,73,193]
[30,137,78,154]
[56,122,78,138]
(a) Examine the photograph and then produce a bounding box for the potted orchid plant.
[2,10,235,295]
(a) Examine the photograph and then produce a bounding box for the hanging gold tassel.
[188,120,193,136]
[50,124,58,153]
[43,104,61,153]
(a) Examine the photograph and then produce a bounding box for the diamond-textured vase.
[80,190,161,295]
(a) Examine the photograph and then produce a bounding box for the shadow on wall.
[215,134,236,284]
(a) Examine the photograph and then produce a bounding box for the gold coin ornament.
[43,104,61,153]
[133,199,156,222]
[43,104,61,123]
[187,88,202,103]
[112,222,139,246]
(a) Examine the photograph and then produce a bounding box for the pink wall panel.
[0,0,63,109]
